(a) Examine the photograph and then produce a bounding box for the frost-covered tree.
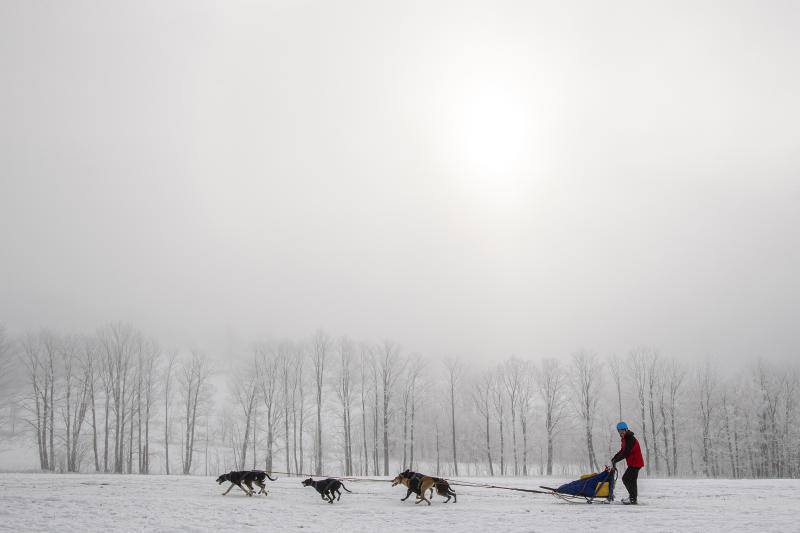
[537,358,566,475]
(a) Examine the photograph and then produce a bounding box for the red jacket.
[612,430,644,468]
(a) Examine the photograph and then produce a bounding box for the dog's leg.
[222,483,235,496]
[237,482,252,496]
[401,488,412,501]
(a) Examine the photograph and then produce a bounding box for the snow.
[0,473,798,532]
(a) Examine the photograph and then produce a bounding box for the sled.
[540,467,617,504]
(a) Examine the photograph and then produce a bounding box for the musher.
[609,421,644,505]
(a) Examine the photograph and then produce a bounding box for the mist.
[2,0,798,364]
[1,0,799,484]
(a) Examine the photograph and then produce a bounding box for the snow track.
[0,473,797,532]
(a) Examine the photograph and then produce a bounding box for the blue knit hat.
[616,421,628,431]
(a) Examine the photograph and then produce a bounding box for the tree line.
[0,322,797,479]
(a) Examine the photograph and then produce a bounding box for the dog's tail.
[340,482,352,493]
[265,473,277,481]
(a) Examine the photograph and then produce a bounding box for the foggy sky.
[1,0,798,365]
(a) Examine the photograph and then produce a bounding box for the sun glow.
[437,77,539,206]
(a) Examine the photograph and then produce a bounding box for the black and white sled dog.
[301,478,352,503]
[216,470,277,496]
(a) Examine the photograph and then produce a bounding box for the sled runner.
[540,467,617,504]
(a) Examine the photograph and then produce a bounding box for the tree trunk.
[511,405,518,476]
[267,406,274,473]
[90,379,99,472]
[435,428,440,476]
[648,389,659,475]
[450,376,458,476]
[373,371,379,475]
[485,409,494,476]
[409,386,416,470]
[383,384,390,476]
[402,399,408,469]
[104,393,110,472]
[585,421,598,472]
[660,395,671,476]
[240,411,251,470]
[521,414,528,476]
[499,411,505,476]
[284,369,290,474]
[49,367,55,471]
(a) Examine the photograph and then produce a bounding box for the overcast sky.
[1,0,798,365]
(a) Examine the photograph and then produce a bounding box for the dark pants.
[621,467,640,502]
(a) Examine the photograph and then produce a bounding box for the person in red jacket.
[610,421,644,504]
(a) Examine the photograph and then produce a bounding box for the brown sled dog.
[399,469,457,503]
[392,473,436,505]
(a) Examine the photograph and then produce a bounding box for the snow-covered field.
[0,472,797,532]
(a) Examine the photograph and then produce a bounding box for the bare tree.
[41,331,58,471]
[407,357,424,471]
[98,323,140,474]
[536,358,566,475]
[82,336,101,472]
[99,343,112,473]
[472,371,494,475]
[231,355,259,470]
[754,358,784,477]
[491,364,506,476]
[696,359,717,477]
[280,344,293,474]
[0,324,15,429]
[782,368,798,477]
[503,358,523,475]
[609,355,624,421]
[518,361,535,476]
[136,339,159,474]
[257,343,282,472]
[647,353,661,475]
[371,349,380,475]
[378,340,404,475]
[721,386,738,478]
[334,337,355,475]
[291,343,307,474]
[444,358,462,476]
[20,332,49,470]
[666,359,684,475]
[401,355,423,470]
[657,365,671,476]
[570,350,601,472]
[359,343,372,475]
[310,330,330,475]
[163,350,178,475]
[628,347,653,471]
[61,335,90,472]
[179,351,212,474]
